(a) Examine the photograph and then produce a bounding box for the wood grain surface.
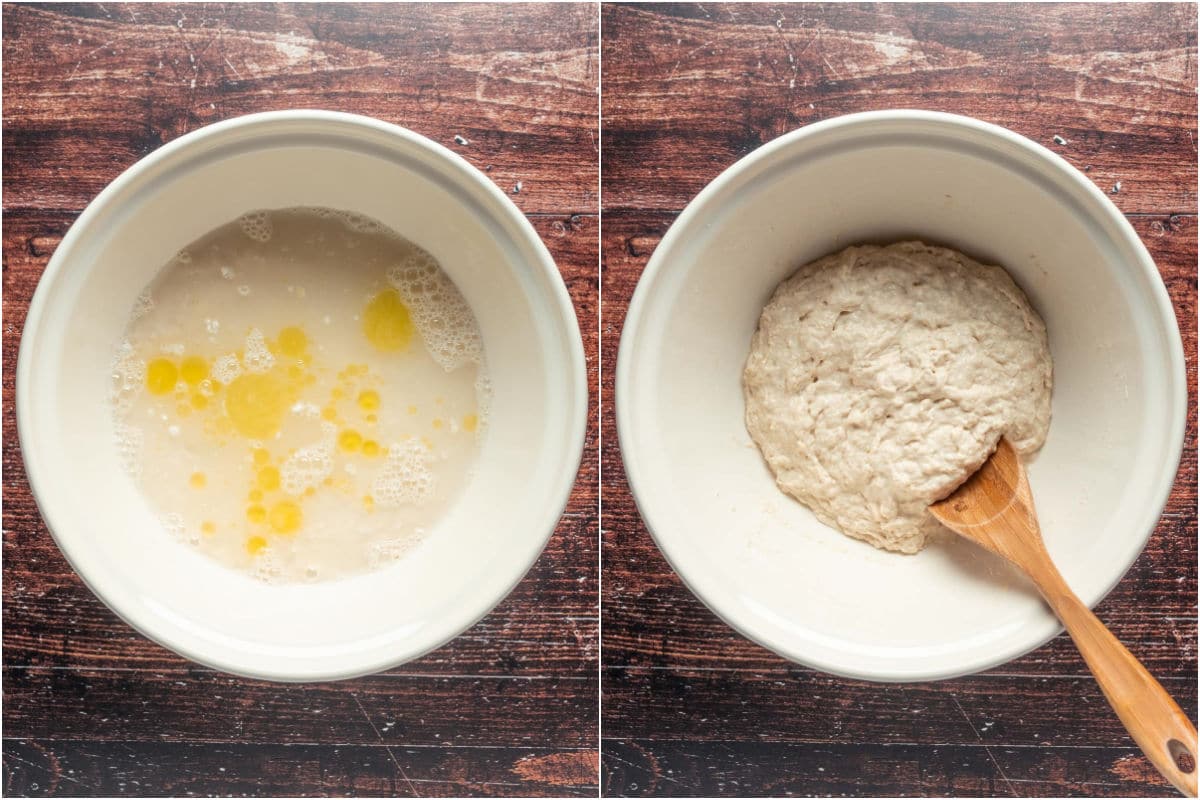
[600,3,1197,797]
[2,3,598,797]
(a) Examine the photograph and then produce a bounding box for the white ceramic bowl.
[17,110,587,681]
[617,110,1185,682]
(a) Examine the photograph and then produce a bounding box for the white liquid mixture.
[111,208,489,582]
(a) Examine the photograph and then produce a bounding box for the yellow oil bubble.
[338,429,363,452]
[462,414,478,432]
[407,405,417,415]
[269,501,302,534]
[363,494,374,511]
[246,535,268,555]
[257,466,281,491]
[321,406,338,422]
[201,521,217,535]
[224,373,287,439]
[189,472,207,489]
[331,386,346,400]
[363,288,414,352]
[431,418,444,430]
[365,414,378,425]
[304,487,316,497]
[361,440,380,457]
[246,504,267,524]
[358,389,380,411]
[146,358,178,395]
[287,364,305,381]
[253,448,271,465]
[180,356,209,385]
[277,326,308,357]
[420,436,434,451]
[176,403,193,417]
[248,489,264,503]
[191,393,208,410]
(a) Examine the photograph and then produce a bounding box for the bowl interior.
[19,113,585,680]
[618,112,1184,681]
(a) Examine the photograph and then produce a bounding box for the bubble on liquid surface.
[241,328,275,374]
[387,251,483,372]
[238,211,273,243]
[367,536,418,567]
[130,290,155,322]
[212,354,242,383]
[281,441,334,496]
[473,373,493,436]
[111,340,146,412]
[334,211,384,235]
[114,421,144,479]
[160,512,187,542]
[254,551,284,583]
[291,401,320,419]
[373,438,435,507]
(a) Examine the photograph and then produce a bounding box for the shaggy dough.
[743,241,1052,554]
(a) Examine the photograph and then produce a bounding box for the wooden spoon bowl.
[930,437,1198,797]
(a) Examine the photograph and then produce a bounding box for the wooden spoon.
[930,437,1198,797]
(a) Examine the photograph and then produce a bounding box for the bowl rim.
[615,108,1187,682]
[16,109,589,682]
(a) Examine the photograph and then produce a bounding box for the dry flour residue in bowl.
[743,241,1053,554]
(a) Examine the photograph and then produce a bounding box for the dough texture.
[743,241,1052,554]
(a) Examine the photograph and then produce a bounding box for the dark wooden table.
[601,4,1197,797]
[2,4,598,796]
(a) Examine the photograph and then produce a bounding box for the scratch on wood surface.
[1048,47,1197,91]
[450,47,593,127]
[603,749,687,789]
[819,50,842,82]
[4,748,83,790]
[952,695,1018,797]
[989,777,1127,789]
[221,55,242,81]
[66,40,114,81]
[666,39,715,82]
[13,6,387,86]
[352,694,420,797]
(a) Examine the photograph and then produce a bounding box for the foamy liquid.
[111,208,489,583]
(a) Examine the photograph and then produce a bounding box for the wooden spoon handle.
[1034,568,1198,796]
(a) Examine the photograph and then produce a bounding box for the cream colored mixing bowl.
[616,109,1186,681]
[17,110,587,681]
